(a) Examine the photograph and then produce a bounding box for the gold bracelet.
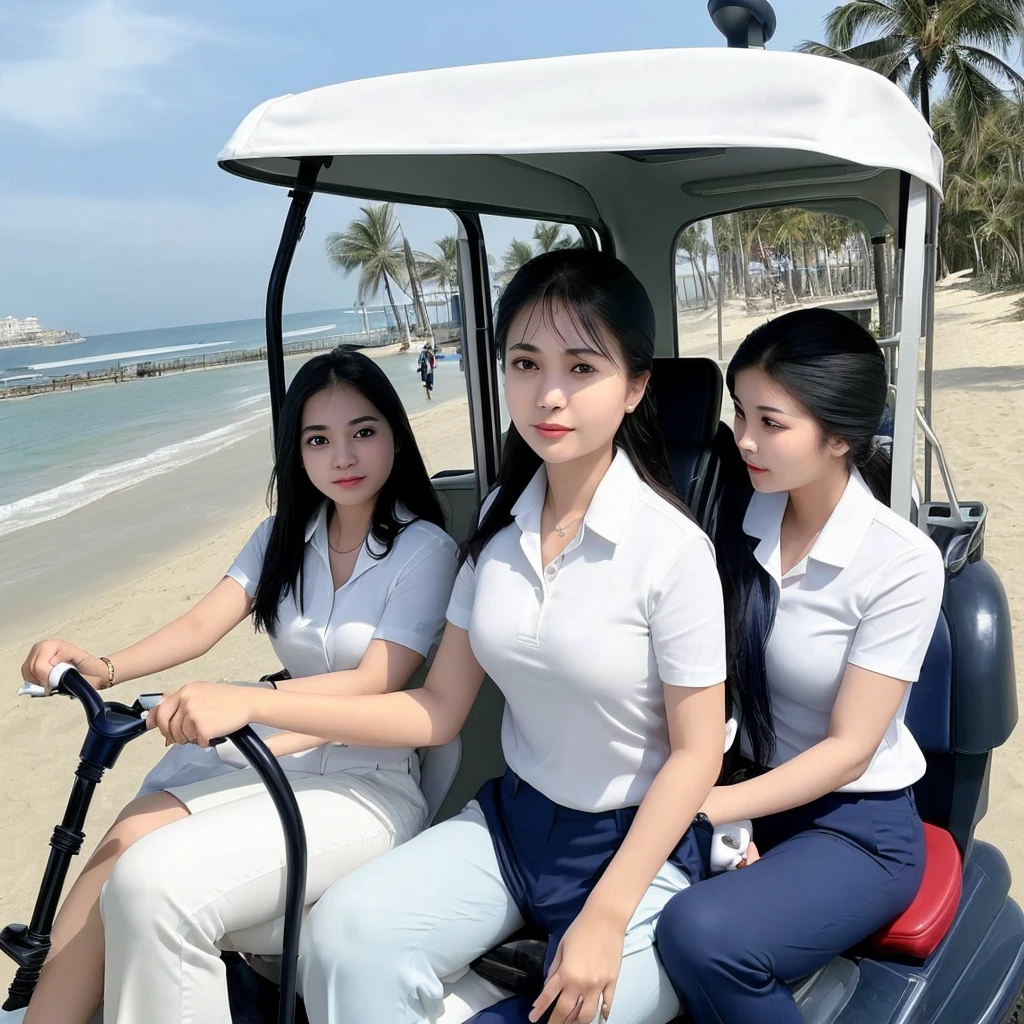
[98,656,115,689]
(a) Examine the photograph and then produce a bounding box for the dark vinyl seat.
[650,357,723,528]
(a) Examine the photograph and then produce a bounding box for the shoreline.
[0,330,460,402]
[0,393,471,651]
[0,342,409,407]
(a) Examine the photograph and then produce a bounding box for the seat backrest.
[432,470,479,542]
[906,546,1017,856]
[650,357,724,526]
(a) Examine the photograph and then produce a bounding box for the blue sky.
[1,0,843,335]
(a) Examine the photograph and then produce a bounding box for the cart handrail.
[916,408,964,527]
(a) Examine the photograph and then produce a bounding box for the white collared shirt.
[740,468,944,792]
[227,503,458,772]
[229,503,457,679]
[138,504,457,792]
[446,449,727,812]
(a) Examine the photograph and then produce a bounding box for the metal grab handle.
[915,408,964,526]
[216,727,307,1024]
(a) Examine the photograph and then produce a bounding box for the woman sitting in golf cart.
[18,349,458,1024]
[147,249,728,1024]
[656,308,945,1024]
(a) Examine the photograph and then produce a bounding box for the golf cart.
[6,0,1023,1021]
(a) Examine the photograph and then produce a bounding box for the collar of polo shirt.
[510,448,642,545]
[304,500,415,581]
[743,468,878,583]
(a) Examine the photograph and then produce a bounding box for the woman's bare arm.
[149,623,487,749]
[701,665,910,825]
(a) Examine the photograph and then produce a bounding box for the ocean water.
[0,306,393,383]
[0,308,469,540]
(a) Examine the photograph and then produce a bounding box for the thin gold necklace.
[545,497,585,538]
[328,522,367,555]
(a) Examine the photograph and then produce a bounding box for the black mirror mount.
[708,0,777,49]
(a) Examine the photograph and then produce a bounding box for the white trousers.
[300,801,688,1024]
[99,762,427,1024]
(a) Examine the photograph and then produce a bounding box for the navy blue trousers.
[466,769,712,1023]
[654,788,925,1024]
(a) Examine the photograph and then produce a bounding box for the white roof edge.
[218,48,943,196]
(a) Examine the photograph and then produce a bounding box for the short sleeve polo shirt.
[740,468,945,792]
[228,504,458,772]
[447,449,727,812]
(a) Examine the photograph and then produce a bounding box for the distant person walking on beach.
[14,349,457,1024]
[418,342,436,399]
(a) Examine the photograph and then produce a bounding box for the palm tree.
[533,222,576,252]
[418,236,459,290]
[799,0,1024,131]
[417,235,459,323]
[500,239,536,283]
[771,208,831,298]
[934,93,1024,285]
[403,235,433,341]
[325,203,411,347]
[677,223,709,307]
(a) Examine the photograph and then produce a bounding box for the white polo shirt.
[739,468,945,792]
[138,504,458,793]
[447,449,727,813]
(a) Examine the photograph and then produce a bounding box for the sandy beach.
[1,282,1022,991]
[0,392,473,956]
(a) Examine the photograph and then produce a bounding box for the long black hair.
[464,249,689,566]
[252,347,445,635]
[718,307,891,764]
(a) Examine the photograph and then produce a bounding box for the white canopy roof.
[219,47,943,222]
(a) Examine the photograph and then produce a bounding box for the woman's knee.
[302,876,395,973]
[656,886,742,973]
[106,791,188,848]
[84,791,187,888]
[99,817,191,933]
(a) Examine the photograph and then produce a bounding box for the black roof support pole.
[265,158,329,442]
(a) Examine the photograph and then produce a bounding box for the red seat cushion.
[864,823,962,960]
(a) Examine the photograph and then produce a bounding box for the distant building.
[0,315,81,347]
[1,316,41,342]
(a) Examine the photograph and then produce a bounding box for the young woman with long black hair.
[17,349,458,1024]
[147,250,728,1024]
[655,308,945,1023]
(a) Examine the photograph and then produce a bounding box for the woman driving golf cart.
[16,350,457,1024]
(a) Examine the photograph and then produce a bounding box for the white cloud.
[0,0,212,139]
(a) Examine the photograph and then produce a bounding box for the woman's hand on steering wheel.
[21,640,108,693]
[147,681,256,747]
